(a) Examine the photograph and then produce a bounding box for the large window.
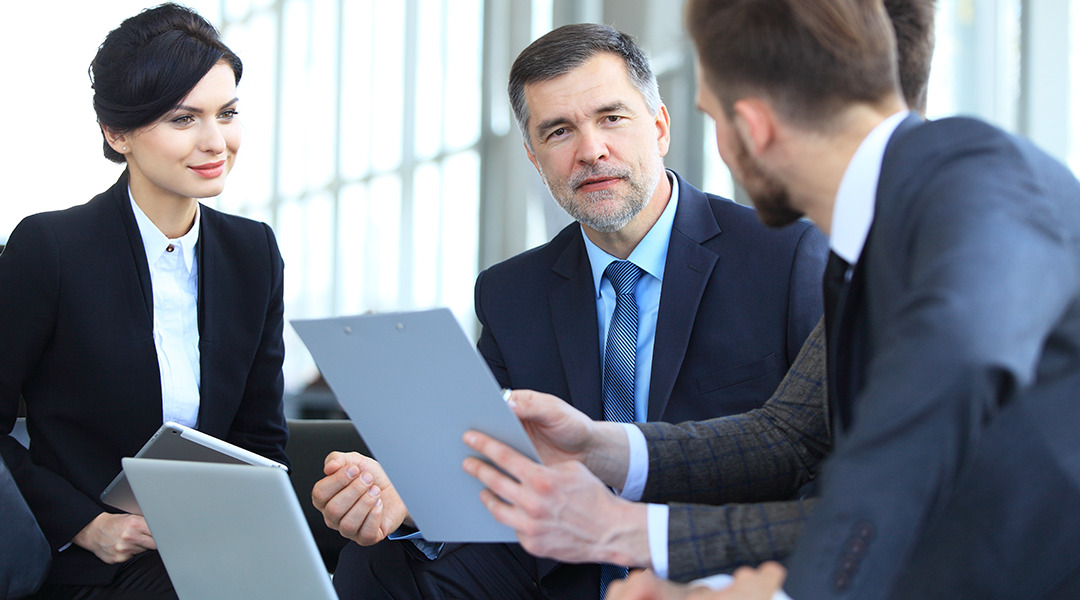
[701,0,1079,204]
[216,0,485,390]
[4,0,1076,397]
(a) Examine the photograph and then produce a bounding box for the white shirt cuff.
[618,423,648,501]
[647,502,670,578]
[691,574,793,600]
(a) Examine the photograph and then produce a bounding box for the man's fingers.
[462,454,528,509]
[337,485,385,545]
[508,389,562,424]
[734,561,786,588]
[314,468,377,531]
[312,463,359,509]
[757,562,787,583]
[717,562,787,599]
[322,450,348,475]
[462,430,539,480]
[322,450,369,476]
[477,487,549,540]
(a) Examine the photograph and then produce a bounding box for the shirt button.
[166,244,175,253]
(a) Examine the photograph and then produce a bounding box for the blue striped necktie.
[599,259,642,596]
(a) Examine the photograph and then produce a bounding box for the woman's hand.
[72,512,156,564]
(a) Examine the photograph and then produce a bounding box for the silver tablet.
[124,458,336,600]
[100,421,288,514]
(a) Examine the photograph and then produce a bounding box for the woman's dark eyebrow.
[171,97,240,113]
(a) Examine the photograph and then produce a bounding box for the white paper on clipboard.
[291,308,542,543]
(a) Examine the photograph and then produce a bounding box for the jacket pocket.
[696,353,778,394]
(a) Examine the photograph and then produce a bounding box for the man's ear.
[731,98,776,157]
[654,104,671,157]
[102,125,129,155]
[524,141,542,176]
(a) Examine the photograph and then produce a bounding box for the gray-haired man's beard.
[545,162,661,233]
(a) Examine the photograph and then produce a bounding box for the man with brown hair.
[600,0,1080,597]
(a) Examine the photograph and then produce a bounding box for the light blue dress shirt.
[581,171,679,422]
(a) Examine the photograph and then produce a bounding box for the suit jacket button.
[856,520,875,540]
[834,574,851,591]
[847,537,867,555]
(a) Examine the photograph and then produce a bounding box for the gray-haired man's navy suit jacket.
[0,174,289,586]
[474,171,827,596]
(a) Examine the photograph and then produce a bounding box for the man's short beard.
[733,134,802,228]
[548,162,661,233]
[570,187,645,232]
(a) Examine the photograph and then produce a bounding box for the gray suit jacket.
[785,116,1080,599]
[638,317,830,582]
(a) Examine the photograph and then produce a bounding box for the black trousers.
[29,552,176,600]
[333,541,570,600]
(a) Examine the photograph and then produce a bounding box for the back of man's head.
[883,0,936,114]
[508,23,661,148]
[684,0,900,129]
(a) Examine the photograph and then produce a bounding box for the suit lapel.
[104,173,162,425]
[195,206,220,431]
[647,176,721,420]
[828,254,856,432]
[108,173,155,324]
[548,230,604,420]
[833,243,879,435]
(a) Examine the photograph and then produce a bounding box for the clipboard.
[291,308,541,543]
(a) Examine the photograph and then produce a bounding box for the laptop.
[101,422,288,514]
[291,308,542,543]
[123,457,338,600]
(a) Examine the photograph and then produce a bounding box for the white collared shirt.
[130,192,201,428]
[830,110,911,263]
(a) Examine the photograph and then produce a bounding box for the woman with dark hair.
[0,4,288,598]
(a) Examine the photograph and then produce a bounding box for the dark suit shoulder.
[477,221,582,288]
[885,116,1063,186]
[704,194,819,247]
[691,194,825,273]
[880,116,1080,233]
[200,203,275,240]
[199,204,282,262]
[6,184,127,253]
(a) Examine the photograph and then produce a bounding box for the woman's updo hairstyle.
[90,3,242,163]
